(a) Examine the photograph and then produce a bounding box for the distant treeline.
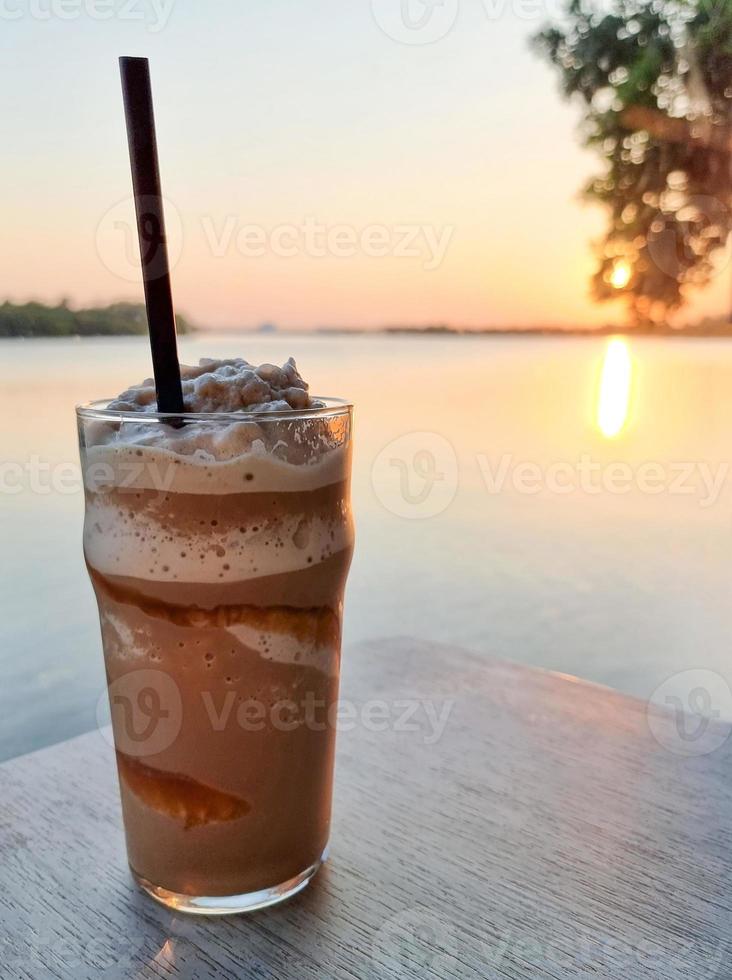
[380,318,732,337]
[0,301,193,338]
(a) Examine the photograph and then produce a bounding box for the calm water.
[3,332,732,760]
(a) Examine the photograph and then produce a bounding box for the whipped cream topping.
[86,357,344,468]
[81,355,352,583]
[109,357,323,415]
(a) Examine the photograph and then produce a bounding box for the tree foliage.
[0,301,193,338]
[535,0,732,323]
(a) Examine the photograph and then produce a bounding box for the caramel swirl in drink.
[78,358,353,911]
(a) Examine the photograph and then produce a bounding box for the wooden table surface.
[1,637,731,979]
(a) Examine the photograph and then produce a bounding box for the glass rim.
[76,396,352,424]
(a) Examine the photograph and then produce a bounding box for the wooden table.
[2,638,731,979]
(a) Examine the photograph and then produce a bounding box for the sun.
[610,260,631,290]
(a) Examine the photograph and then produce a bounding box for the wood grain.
[1,638,731,979]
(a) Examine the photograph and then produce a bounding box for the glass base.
[131,853,326,915]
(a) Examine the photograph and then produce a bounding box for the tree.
[0,301,194,337]
[534,0,732,324]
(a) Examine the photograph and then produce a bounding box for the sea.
[3,331,732,760]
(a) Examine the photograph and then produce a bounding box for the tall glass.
[77,399,354,914]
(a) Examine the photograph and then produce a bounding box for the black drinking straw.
[119,56,185,414]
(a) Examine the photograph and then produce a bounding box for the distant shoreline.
[320,324,732,338]
[3,299,732,340]
[6,327,732,340]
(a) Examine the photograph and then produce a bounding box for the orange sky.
[1,2,729,329]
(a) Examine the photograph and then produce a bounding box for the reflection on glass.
[597,338,632,438]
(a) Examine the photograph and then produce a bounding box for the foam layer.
[83,441,349,494]
[85,499,350,582]
[224,623,335,675]
[99,607,336,675]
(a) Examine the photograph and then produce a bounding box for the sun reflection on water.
[597,337,632,438]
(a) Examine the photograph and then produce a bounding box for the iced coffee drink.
[77,357,353,913]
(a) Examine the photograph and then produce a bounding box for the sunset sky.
[1,0,729,329]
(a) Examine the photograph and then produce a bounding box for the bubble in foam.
[292,518,310,549]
